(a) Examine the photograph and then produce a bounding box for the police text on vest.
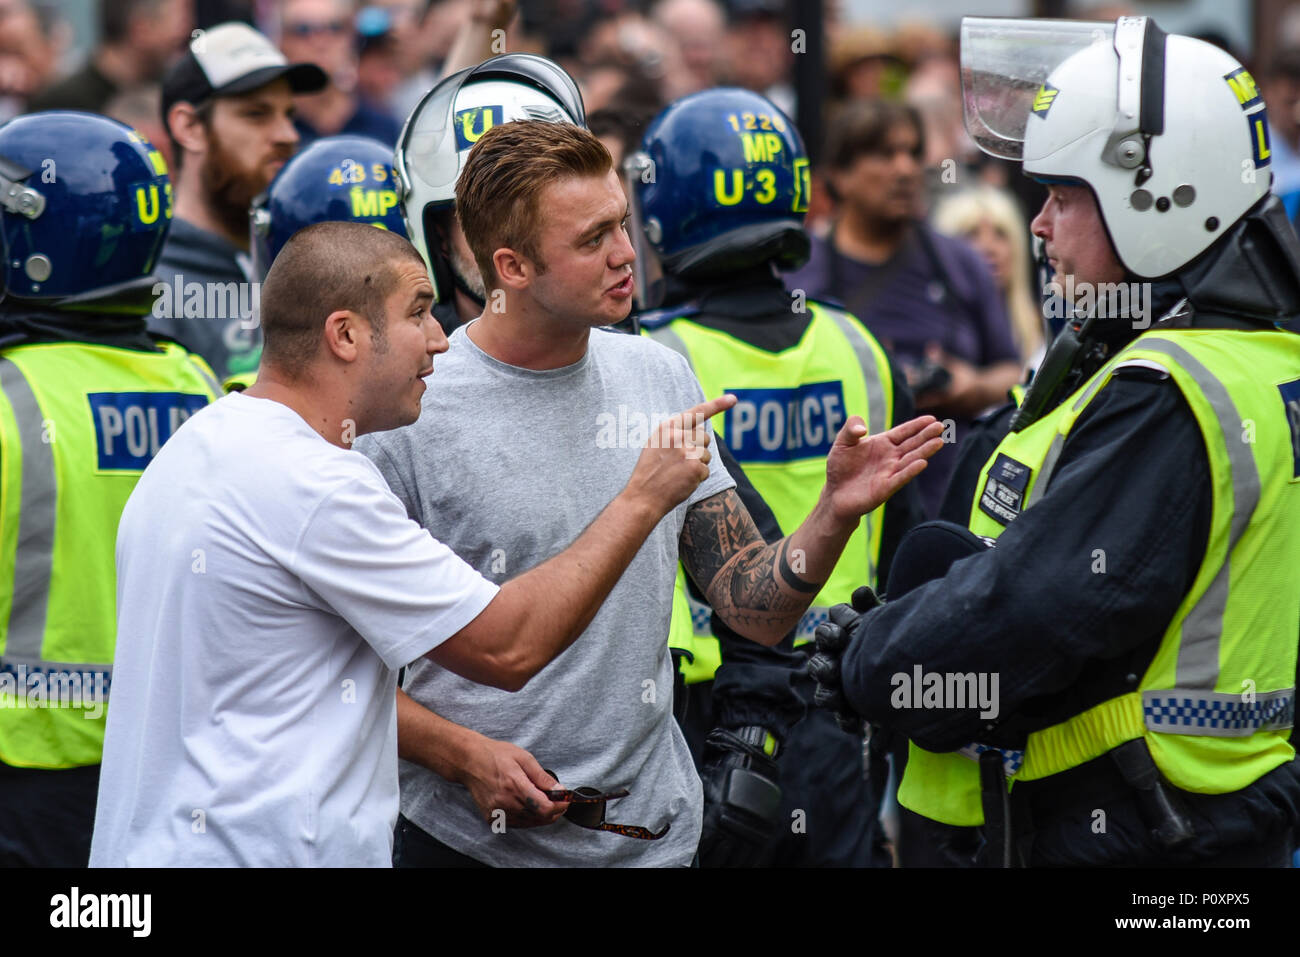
[724,381,845,463]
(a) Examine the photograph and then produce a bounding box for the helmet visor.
[400,54,587,200]
[961,17,1114,160]
[624,151,664,312]
[249,195,274,282]
[400,71,470,197]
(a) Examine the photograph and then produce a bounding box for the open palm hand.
[824,415,945,522]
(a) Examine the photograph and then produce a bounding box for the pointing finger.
[680,393,737,424]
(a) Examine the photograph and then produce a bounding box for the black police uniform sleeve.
[697,441,805,738]
[838,368,1213,752]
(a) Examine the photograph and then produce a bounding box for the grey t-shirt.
[356,324,735,866]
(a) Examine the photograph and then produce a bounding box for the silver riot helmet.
[394,54,585,303]
[961,16,1271,279]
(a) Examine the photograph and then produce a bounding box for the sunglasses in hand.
[542,769,669,841]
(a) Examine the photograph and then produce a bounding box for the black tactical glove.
[807,586,881,735]
[697,725,782,867]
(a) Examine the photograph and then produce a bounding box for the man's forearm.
[396,687,478,783]
[466,490,663,688]
[708,493,855,646]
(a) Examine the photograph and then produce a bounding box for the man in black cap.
[151,22,327,382]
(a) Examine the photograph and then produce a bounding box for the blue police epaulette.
[636,302,702,330]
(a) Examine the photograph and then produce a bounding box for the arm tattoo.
[679,489,762,594]
[777,538,820,592]
[680,490,823,638]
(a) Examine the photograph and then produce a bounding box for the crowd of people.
[1,1,1298,870]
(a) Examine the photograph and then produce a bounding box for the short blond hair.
[455,120,613,288]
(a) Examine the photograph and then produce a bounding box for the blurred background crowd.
[4,0,1300,511]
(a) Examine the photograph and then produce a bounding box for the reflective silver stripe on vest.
[826,310,887,437]
[1143,688,1294,736]
[645,326,694,369]
[0,358,55,660]
[1132,337,1261,691]
[186,356,222,399]
[827,310,889,589]
[958,741,1025,777]
[1025,432,1065,508]
[1070,361,1118,413]
[0,655,112,702]
[1035,349,1151,499]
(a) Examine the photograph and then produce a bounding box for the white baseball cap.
[161,21,327,120]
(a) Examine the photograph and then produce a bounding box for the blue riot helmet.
[627,88,812,309]
[0,111,172,308]
[249,135,407,280]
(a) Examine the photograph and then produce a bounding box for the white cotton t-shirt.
[89,392,499,868]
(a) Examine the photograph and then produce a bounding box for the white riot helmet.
[394,54,585,302]
[962,17,1271,279]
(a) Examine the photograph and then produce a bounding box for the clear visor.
[248,197,274,282]
[623,151,664,312]
[400,73,471,195]
[961,17,1114,160]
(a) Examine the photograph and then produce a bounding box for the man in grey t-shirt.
[360,120,943,866]
[362,325,734,866]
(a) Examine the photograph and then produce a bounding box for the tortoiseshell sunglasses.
[542,770,670,841]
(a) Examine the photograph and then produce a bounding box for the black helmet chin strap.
[1104,18,1166,185]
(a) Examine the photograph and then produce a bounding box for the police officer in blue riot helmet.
[0,111,221,866]
[250,134,407,279]
[631,87,927,867]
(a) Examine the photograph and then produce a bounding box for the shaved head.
[259,221,427,377]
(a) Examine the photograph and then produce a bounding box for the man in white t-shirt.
[90,221,733,867]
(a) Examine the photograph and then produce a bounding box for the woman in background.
[932,186,1045,370]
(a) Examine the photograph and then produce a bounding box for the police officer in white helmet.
[810,16,1300,867]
